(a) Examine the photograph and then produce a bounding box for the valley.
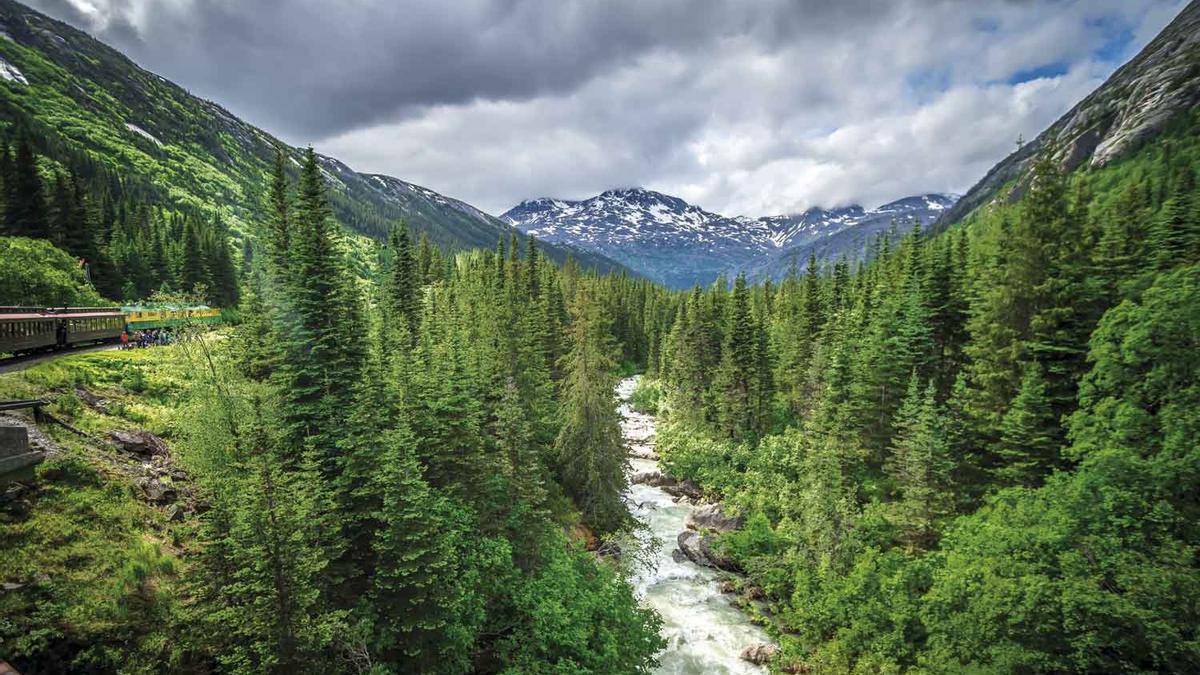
[1,1,1199,674]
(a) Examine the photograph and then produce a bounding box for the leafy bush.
[628,377,663,414]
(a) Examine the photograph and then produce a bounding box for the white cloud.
[28,0,1192,217]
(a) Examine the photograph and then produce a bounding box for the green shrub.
[628,377,663,414]
[0,236,107,305]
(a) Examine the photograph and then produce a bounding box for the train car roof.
[0,310,125,320]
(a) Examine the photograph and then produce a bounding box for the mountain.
[750,193,957,280]
[938,0,1200,228]
[503,188,955,287]
[0,0,627,274]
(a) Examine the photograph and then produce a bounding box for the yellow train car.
[123,305,223,330]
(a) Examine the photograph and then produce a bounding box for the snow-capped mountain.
[502,188,957,288]
[745,193,958,282]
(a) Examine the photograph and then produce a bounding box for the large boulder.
[676,530,708,567]
[687,503,744,533]
[699,533,741,572]
[110,430,169,458]
[740,642,779,665]
[675,530,740,572]
[662,479,703,500]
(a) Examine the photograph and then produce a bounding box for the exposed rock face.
[686,503,744,533]
[938,2,1200,228]
[135,476,176,504]
[741,642,780,665]
[676,530,707,566]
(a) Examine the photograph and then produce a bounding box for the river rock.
[111,429,169,458]
[631,470,676,487]
[675,530,740,572]
[740,642,779,665]
[700,534,740,572]
[662,479,703,500]
[676,530,708,567]
[629,444,659,460]
[686,503,744,533]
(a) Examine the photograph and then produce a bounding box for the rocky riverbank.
[618,376,775,674]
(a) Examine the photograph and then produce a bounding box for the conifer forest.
[1,1,1199,673]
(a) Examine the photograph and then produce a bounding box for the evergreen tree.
[555,283,629,535]
[886,375,955,550]
[178,218,208,294]
[273,147,365,470]
[265,150,293,280]
[5,134,48,238]
[370,423,479,672]
[385,223,419,341]
[713,273,762,439]
[1148,166,1199,269]
[993,360,1059,487]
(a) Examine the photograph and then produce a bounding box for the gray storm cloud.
[27,0,1189,216]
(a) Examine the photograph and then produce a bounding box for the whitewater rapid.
[617,376,770,674]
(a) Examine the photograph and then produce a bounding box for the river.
[617,376,771,674]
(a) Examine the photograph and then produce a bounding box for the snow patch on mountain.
[124,122,162,146]
[502,188,958,288]
[0,57,27,84]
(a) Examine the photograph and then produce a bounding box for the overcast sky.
[27,0,1189,217]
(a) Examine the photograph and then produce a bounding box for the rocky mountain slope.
[939,0,1200,227]
[504,188,955,287]
[0,0,627,273]
[749,194,957,280]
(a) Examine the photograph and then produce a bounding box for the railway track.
[0,343,119,375]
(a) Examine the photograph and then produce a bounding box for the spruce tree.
[265,150,293,281]
[886,375,955,550]
[994,360,1059,487]
[495,375,551,567]
[178,218,208,294]
[555,283,629,535]
[714,273,761,439]
[369,422,478,672]
[5,134,48,239]
[273,147,365,470]
[385,223,419,341]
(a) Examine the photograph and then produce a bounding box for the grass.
[0,346,195,671]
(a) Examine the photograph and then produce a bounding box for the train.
[0,305,222,357]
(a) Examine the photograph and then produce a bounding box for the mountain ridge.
[0,0,631,275]
[503,187,956,287]
[938,0,1200,227]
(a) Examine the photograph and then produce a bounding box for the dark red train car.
[0,307,125,356]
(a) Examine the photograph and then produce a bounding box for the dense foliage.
[0,234,104,306]
[1,149,668,673]
[649,115,1200,671]
[0,132,239,306]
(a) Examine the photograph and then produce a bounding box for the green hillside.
[0,0,628,299]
